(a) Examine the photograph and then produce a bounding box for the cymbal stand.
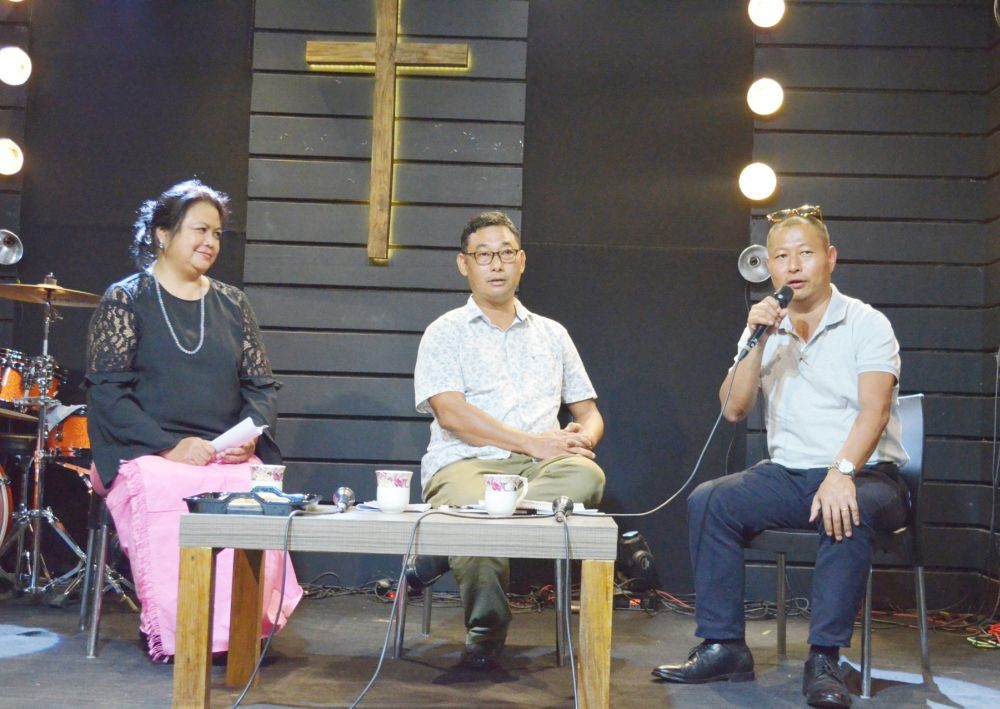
[0,290,87,595]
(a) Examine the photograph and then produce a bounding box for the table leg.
[227,548,265,688]
[578,559,613,709]
[172,546,217,709]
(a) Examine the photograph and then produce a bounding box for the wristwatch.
[832,459,855,478]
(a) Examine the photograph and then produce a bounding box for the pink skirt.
[105,455,303,661]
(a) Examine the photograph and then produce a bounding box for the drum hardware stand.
[49,460,137,612]
[0,287,87,596]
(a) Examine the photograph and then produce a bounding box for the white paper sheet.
[210,417,267,452]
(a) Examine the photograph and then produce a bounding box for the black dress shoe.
[802,652,851,708]
[459,643,502,671]
[404,555,450,593]
[651,641,755,684]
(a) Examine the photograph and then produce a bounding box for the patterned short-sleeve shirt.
[414,296,597,487]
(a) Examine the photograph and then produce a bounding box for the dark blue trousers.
[687,461,908,647]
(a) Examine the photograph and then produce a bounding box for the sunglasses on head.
[766,204,823,223]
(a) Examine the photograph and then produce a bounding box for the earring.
[157,241,165,251]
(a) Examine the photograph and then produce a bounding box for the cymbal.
[0,280,100,308]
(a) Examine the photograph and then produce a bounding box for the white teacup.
[375,469,412,514]
[249,464,285,492]
[483,474,529,517]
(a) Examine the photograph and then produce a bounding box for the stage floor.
[1,590,998,708]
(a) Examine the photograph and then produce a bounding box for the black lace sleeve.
[84,276,178,486]
[239,291,274,379]
[87,284,138,375]
[232,287,282,463]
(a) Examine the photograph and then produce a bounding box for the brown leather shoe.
[651,641,755,683]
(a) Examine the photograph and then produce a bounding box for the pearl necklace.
[153,272,206,355]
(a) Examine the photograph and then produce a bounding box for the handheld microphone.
[736,285,793,361]
[553,496,574,523]
[333,486,355,512]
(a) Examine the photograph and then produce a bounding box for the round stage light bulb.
[739,162,777,201]
[747,78,784,116]
[748,0,786,28]
[0,47,31,86]
[0,138,24,175]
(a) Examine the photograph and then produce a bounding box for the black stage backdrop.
[14,1,253,403]
[10,1,754,595]
[519,1,753,592]
[20,2,993,604]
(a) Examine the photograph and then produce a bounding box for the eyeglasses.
[766,204,824,223]
[462,248,522,266]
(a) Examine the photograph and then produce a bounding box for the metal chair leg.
[915,565,930,675]
[85,520,109,659]
[421,585,432,635]
[78,526,97,632]
[392,574,408,659]
[775,551,786,658]
[861,568,873,699]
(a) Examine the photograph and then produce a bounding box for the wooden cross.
[306,0,470,260]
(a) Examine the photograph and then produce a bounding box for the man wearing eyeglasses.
[410,210,606,671]
[653,207,909,709]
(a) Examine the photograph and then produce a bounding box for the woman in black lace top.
[86,181,280,486]
[84,180,300,661]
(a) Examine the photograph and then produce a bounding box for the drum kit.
[0,273,129,603]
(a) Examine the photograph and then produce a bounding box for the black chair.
[746,393,929,698]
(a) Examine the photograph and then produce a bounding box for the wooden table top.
[179,508,618,560]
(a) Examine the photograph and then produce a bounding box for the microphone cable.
[609,356,745,520]
[560,518,579,709]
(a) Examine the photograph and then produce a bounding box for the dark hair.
[460,211,520,251]
[130,179,230,269]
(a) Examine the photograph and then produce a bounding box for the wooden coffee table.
[171,509,618,708]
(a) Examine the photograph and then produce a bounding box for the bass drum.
[0,435,90,575]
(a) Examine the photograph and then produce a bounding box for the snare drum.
[0,347,28,409]
[24,355,65,402]
[47,408,91,460]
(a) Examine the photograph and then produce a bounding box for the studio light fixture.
[747,77,784,116]
[0,229,22,265]
[739,162,777,201]
[0,138,24,175]
[0,46,31,86]
[748,0,786,29]
[738,244,770,283]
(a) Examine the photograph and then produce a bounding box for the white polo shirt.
[736,285,908,470]
[414,296,597,487]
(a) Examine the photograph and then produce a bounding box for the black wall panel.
[0,12,27,349]
[246,0,529,585]
[12,2,253,396]
[749,0,1000,602]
